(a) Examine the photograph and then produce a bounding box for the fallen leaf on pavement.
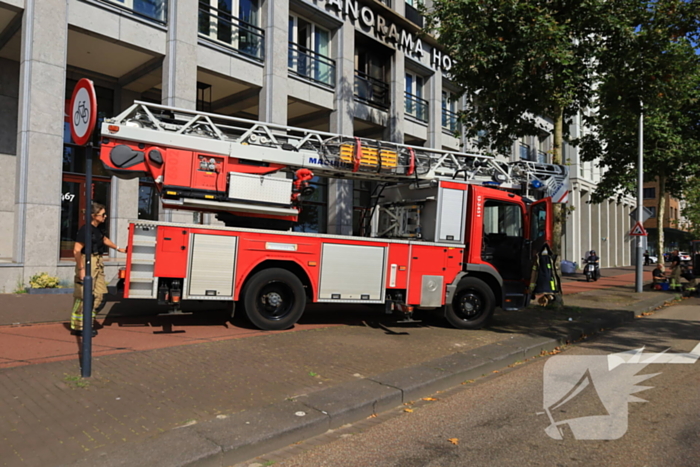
[404,408,413,413]
[448,438,459,445]
[422,397,437,401]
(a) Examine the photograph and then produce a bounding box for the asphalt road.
[252,298,700,467]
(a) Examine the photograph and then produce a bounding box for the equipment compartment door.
[187,234,237,298]
[318,243,386,301]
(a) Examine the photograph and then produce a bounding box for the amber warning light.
[108,125,120,133]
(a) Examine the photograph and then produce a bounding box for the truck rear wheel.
[242,268,306,330]
[445,277,495,330]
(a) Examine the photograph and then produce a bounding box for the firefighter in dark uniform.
[70,202,127,336]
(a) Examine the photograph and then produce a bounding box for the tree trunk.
[656,173,666,263]
[551,105,564,258]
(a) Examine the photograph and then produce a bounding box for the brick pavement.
[0,265,682,466]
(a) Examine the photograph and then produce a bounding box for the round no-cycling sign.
[69,78,97,146]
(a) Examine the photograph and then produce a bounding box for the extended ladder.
[102,101,569,199]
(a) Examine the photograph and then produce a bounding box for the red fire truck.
[100,102,568,330]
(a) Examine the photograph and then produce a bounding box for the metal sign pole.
[81,144,94,378]
[635,104,644,293]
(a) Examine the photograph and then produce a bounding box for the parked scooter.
[582,252,600,282]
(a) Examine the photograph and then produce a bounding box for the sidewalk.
[0,266,683,467]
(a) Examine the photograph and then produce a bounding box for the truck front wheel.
[445,277,495,330]
[242,268,306,330]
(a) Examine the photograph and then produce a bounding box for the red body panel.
[154,227,190,277]
[407,244,463,304]
[465,186,527,272]
[125,224,465,306]
[385,243,410,289]
[162,149,194,189]
[234,234,321,301]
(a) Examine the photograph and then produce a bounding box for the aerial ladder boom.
[100,102,569,223]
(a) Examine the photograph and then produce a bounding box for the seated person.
[652,263,667,286]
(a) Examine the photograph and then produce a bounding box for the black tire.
[445,277,496,330]
[242,268,306,330]
[586,273,591,282]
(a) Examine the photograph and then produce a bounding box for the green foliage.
[577,0,700,256]
[29,272,62,289]
[682,177,700,238]
[425,0,628,154]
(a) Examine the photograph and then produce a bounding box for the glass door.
[60,175,111,258]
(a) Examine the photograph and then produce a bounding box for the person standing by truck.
[669,249,682,288]
[70,203,127,336]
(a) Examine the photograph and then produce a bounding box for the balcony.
[442,108,458,133]
[288,43,336,88]
[405,92,429,122]
[354,71,390,109]
[405,4,424,28]
[98,0,167,24]
[198,2,264,61]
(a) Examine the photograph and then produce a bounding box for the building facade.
[642,180,691,254]
[0,0,633,292]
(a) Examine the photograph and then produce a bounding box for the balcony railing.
[288,43,336,87]
[442,107,459,133]
[98,0,167,24]
[354,71,390,109]
[198,2,264,61]
[405,92,429,122]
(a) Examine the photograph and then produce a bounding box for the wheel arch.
[446,266,503,308]
[237,259,314,301]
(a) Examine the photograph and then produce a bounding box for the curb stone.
[71,293,673,467]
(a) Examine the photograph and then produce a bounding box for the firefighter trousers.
[70,254,107,331]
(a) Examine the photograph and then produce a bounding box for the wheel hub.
[264,292,283,307]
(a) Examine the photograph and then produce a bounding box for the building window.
[355,49,390,109]
[405,72,428,122]
[519,142,531,160]
[288,15,335,87]
[537,135,548,163]
[643,187,656,199]
[198,0,264,61]
[441,91,458,133]
[294,176,328,233]
[102,0,167,23]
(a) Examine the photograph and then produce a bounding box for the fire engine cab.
[100,102,568,330]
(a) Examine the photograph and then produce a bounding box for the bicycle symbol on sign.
[74,100,89,126]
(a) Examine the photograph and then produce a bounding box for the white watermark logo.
[541,344,700,440]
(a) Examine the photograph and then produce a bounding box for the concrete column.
[604,201,611,267]
[427,71,441,149]
[259,0,288,125]
[564,186,577,262]
[592,202,601,260]
[162,1,197,109]
[162,0,198,223]
[580,191,591,258]
[385,50,405,143]
[327,21,354,235]
[14,0,68,278]
[109,89,141,257]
